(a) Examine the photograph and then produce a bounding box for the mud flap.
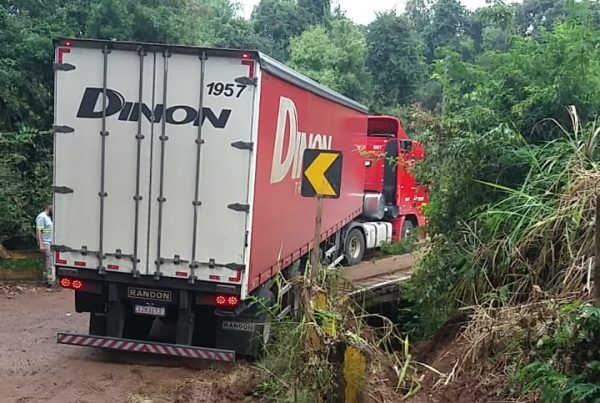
[215,315,268,357]
[215,289,273,357]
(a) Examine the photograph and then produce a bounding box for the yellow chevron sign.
[301,149,343,198]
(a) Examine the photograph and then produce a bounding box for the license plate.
[134,304,166,317]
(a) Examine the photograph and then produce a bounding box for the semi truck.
[53,39,427,361]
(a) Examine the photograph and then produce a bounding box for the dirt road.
[343,253,414,289]
[0,288,259,403]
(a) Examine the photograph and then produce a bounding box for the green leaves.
[517,303,600,402]
[366,11,427,108]
[289,19,371,101]
[0,129,52,246]
[435,10,600,142]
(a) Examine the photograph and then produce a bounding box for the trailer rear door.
[54,41,256,286]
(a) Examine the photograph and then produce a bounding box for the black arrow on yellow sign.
[301,149,343,199]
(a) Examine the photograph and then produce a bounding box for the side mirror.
[400,140,412,153]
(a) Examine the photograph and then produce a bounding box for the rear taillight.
[60,277,84,290]
[215,294,239,308]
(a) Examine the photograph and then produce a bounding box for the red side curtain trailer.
[53,39,427,359]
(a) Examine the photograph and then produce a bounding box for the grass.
[400,107,599,399]
[0,257,40,270]
[253,267,422,402]
[456,107,599,304]
[379,231,418,256]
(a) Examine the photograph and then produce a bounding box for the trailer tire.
[401,219,415,239]
[344,228,365,266]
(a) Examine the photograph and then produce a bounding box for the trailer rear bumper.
[57,332,235,362]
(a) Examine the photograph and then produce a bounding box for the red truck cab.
[363,116,428,241]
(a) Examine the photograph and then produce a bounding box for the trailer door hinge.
[235,76,257,86]
[231,141,254,151]
[202,260,245,271]
[53,125,74,133]
[52,185,74,194]
[53,62,76,71]
[227,203,250,212]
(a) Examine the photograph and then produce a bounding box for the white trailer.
[53,39,373,359]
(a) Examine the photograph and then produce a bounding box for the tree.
[514,0,568,35]
[366,11,427,108]
[252,0,303,61]
[405,0,432,35]
[0,129,52,247]
[213,17,269,50]
[85,0,246,46]
[298,0,330,27]
[434,12,600,141]
[289,19,371,102]
[514,0,600,35]
[424,0,470,61]
[472,1,516,52]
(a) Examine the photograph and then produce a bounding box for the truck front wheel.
[401,219,415,239]
[344,228,365,265]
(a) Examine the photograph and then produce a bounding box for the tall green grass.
[456,107,599,304]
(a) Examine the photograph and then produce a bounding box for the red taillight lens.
[64,40,72,47]
[241,51,250,59]
[59,277,84,290]
[215,294,239,308]
[227,296,239,307]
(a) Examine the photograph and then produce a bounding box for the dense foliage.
[517,302,600,402]
[404,2,600,330]
[396,2,599,399]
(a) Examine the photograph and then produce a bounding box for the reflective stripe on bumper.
[56,332,235,362]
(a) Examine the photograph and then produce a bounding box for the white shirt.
[36,211,53,245]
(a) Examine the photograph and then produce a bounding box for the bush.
[0,129,52,248]
[516,302,600,402]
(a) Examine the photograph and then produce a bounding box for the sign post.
[310,196,323,282]
[301,148,343,280]
[301,148,343,341]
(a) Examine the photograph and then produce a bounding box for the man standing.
[36,204,54,287]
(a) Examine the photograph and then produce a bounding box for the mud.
[0,289,259,403]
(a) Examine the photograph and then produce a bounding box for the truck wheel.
[89,313,107,336]
[344,228,365,265]
[123,313,154,340]
[401,219,415,239]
